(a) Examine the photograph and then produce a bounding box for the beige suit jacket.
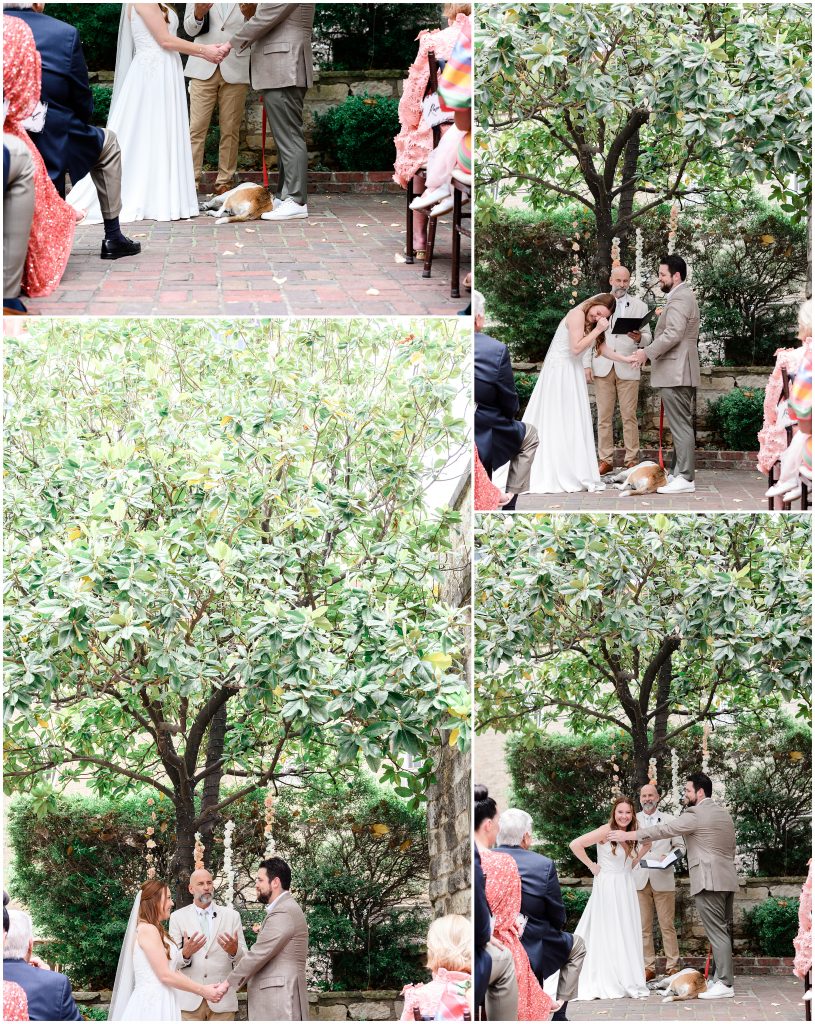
[229,4,316,91]
[169,902,247,1013]
[184,4,251,84]
[633,810,685,892]
[226,891,309,1020]
[643,282,701,388]
[591,292,653,381]
[637,798,739,897]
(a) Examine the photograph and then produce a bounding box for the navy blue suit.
[474,846,492,1010]
[495,845,574,985]
[474,332,526,476]
[3,959,82,1022]
[4,9,104,195]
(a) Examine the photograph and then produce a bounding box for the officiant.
[584,265,651,474]
[634,783,684,981]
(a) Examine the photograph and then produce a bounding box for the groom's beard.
[660,282,672,293]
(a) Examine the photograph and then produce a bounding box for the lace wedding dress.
[574,841,649,1000]
[67,4,198,222]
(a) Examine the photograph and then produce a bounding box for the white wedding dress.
[574,841,649,1000]
[67,5,198,223]
[496,317,604,493]
[113,939,182,1021]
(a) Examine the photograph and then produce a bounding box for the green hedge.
[742,897,801,956]
[312,93,400,172]
[707,387,766,451]
[8,777,429,991]
[476,194,806,366]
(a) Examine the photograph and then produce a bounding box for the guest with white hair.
[3,909,81,1021]
[496,809,587,1022]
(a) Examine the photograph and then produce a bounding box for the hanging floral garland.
[194,832,205,870]
[610,761,622,798]
[570,221,581,300]
[671,748,681,812]
[145,797,157,880]
[632,228,644,298]
[264,789,276,858]
[611,236,621,268]
[647,757,658,785]
[223,820,236,906]
[667,202,679,256]
[701,720,710,776]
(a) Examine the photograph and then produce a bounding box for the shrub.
[47,4,121,70]
[706,388,766,451]
[312,93,400,171]
[315,4,442,71]
[561,887,591,931]
[742,897,801,956]
[90,84,112,127]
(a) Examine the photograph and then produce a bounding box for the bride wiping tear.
[67,4,229,224]
[109,880,226,1022]
[496,293,638,494]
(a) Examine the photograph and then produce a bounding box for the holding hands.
[200,41,231,64]
[202,982,226,1003]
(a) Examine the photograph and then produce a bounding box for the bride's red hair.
[138,880,175,959]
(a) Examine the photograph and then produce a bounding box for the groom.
[4,3,141,260]
[610,772,739,1001]
[630,254,700,493]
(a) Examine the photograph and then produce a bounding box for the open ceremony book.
[639,848,681,870]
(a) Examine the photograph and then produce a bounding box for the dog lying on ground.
[652,968,708,1002]
[200,183,273,224]
[606,460,668,496]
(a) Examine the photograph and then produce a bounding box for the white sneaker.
[657,476,696,494]
[261,198,308,221]
[429,195,455,217]
[409,184,451,211]
[698,981,734,1000]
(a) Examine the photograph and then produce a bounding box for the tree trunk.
[593,217,614,292]
[614,129,641,265]
[198,701,228,861]
[171,797,198,906]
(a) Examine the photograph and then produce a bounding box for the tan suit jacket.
[643,282,701,388]
[169,902,248,1014]
[226,891,309,1020]
[637,798,739,897]
[590,292,653,381]
[634,810,684,892]
[229,4,316,91]
[184,4,251,84]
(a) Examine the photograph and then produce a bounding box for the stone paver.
[515,468,775,512]
[26,194,470,317]
[568,974,805,1020]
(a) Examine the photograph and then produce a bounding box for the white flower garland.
[223,820,236,906]
[701,721,710,776]
[671,749,681,812]
[145,798,157,879]
[194,831,205,870]
[667,202,679,255]
[632,228,644,297]
[264,790,276,858]
[570,221,581,299]
[648,757,658,785]
[611,236,621,268]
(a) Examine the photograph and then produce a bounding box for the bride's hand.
[201,43,227,64]
[594,316,610,333]
[588,863,600,877]
[202,983,225,1003]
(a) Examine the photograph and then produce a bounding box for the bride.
[68,4,229,224]
[109,880,226,1021]
[569,797,651,1001]
[499,293,638,493]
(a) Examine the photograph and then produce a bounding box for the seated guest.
[764,300,812,501]
[3,135,36,314]
[4,894,29,1021]
[4,3,139,260]
[758,301,810,481]
[474,290,539,510]
[474,448,511,511]
[3,909,81,1022]
[400,914,472,1020]
[3,15,75,299]
[496,809,586,1022]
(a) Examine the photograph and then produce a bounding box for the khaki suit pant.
[505,424,539,494]
[182,999,236,1021]
[3,133,35,299]
[594,368,640,463]
[637,883,680,971]
[556,934,587,1002]
[486,940,518,1021]
[189,69,249,186]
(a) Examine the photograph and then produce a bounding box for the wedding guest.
[475,786,557,1021]
[230,5,316,222]
[793,860,812,986]
[3,135,36,315]
[433,13,472,214]
[584,265,651,474]
[400,914,472,1020]
[474,290,540,510]
[4,3,141,260]
[788,335,812,481]
[3,894,29,1021]
[3,909,81,1021]
[634,784,683,981]
[169,867,248,1020]
[393,3,471,257]
[496,809,586,1022]
[2,15,75,299]
[184,3,253,195]
[474,448,511,510]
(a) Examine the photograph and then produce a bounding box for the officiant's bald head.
[609,266,631,297]
[639,783,660,814]
[189,868,214,907]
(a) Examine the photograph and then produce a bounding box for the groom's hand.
[607,829,632,843]
[217,930,239,957]
[631,349,647,367]
[182,930,207,958]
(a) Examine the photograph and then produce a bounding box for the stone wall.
[560,875,806,955]
[74,989,405,1021]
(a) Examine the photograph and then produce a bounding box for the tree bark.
[198,701,228,862]
[614,128,641,265]
[171,798,198,906]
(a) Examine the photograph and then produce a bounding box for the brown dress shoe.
[645,968,656,982]
[666,966,682,976]
[624,459,639,469]
[598,460,614,475]
[213,181,235,196]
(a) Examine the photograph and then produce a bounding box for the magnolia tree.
[4,318,471,899]
[475,514,811,784]
[476,2,812,287]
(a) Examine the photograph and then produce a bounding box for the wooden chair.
[766,367,811,511]
[405,50,442,264]
[805,969,811,1021]
[450,171,472,299]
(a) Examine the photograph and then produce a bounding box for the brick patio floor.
[514,468,775,512]
[25,194,470,317]
[568,974,805,1020]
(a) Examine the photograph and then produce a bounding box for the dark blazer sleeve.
[474,851,491,949]
[494,345,520,421]
[67,26,95,125]
[542,862,567,931]
[59,974,82,1022]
